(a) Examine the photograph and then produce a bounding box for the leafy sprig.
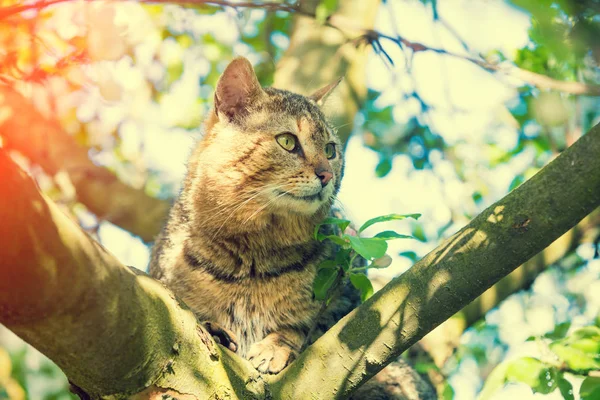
[312,213,421,303]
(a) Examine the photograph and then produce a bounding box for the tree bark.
[1,121,598,398]
[419,209,599,367]
[0,148,263,399]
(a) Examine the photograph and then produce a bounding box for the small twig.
[2,0,599,97]
[0,0,311,20]
[360,28,600,96]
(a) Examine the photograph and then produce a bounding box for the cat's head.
[192,57,343,222]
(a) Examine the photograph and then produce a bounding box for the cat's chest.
[210,271,318,355]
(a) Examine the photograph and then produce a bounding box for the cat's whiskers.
[212,183,294,238]
[201,186,274,226]
[241,189,292,226]
[331,195,348,214]
[202,182,286,226]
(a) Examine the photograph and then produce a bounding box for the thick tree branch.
[419,209,599,367]
[0,86,170,242]
[0,148,262,399]
[267,124,600,398]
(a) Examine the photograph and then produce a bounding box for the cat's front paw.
[247,337,297,374]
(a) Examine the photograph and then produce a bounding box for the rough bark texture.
[0,148,263,399]
[419,209,599,367]
[1,117,599,398]
[0,86,170,242]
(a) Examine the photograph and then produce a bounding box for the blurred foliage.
[480,324,600,399]
[0,0,599,399]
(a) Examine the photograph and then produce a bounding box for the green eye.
[325,143,336,159]
[276,133,297,152]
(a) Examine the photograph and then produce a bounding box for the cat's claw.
[247,340,297,374]
[203,321,238,353]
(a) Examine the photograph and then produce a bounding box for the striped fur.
[149,57,355,374]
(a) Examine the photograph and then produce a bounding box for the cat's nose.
[316,168,333,187]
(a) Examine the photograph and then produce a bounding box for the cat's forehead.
[245,88,333,141]
[261,88,323,117]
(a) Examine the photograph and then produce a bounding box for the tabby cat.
[149,56,353,374]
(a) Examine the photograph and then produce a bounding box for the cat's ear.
[309,77,343,107]
[214,57,264,121]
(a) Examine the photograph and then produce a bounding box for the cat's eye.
[276,133,297,152]
[325,143,336,159]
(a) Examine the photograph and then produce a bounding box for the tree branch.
[0,148,262,399]
[353,23,600,96]
[0,0,310,20]
[419,210,599,367]
[267,124,600,398]
[0,86,170,242]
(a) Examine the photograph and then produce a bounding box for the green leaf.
[550,343,600,370]
[314,217,351,238]
[505,357,557,394]
[346,235,388,259]
[550,326,600,371]
[442,382,454,400]
[557,376,574,400]
[335,248,351,271]
[414,362,438,374]
[581,377,600,400]
[373,230,414,240]
[375,158,392,177]
[318,260,338,270]
[571,326,600,340]
[350,273,374,302]
[544,321,571,340]
[317,234,348,247]
[399,251,418,261]
[412,224,427,242]
[509,174,525,191]
[359,213,421,233]
[478,360,510,400]
[313,267,338,301]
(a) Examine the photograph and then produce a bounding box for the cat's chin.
[272,194,328,216]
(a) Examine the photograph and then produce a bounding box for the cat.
[149,56,355,374]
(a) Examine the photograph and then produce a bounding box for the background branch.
[352,23,600,96]
[0,86,170,242]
